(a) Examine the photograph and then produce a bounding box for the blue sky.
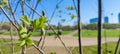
[1,0,120,26]
[81,0,120,24]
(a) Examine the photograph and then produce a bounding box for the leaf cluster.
[66,6,75,10]
[19,11,48,47]
[0,0,8,8]
[19,25,33,47]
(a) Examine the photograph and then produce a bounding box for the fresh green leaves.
[21,14,48,31]
[33,16,48,30]
[0,0,8,8]
[21,15,31,26]
[71,14,76,19]
[19,25,33,47]
[66,6,75,10]
[19,11,48,47]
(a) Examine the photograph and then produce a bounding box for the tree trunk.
[98,0,102,54]
[77,0,83,54]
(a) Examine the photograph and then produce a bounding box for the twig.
[0,7,19,30]
[24,2,42,17]
[31,0,39,19]
[114,36,120,54]
[33,44,45,54]
[49,0,63,22]
[37,35,43,47]
[48,23,72,54]
[8,0,19,26]
[13,0,20,13]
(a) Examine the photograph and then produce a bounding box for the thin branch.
[20,0,26,54]
[31,0,39,19]
[28,0,36,17]
[41,30,48,49]
[24,2,42,17]
[37,35,43,47]
[13,0,20,13]
[49,0,63,22]
[10,23,14,54]
[72,0,78,14]
[47,23,72,54]
[8,0,19,26]
[33,44,45,54]
[20,0,25,15]
[114,37,120,54]
[0,7,19,30]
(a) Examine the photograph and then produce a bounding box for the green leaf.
[26,32,32,39]
[71,14,76,19]
[21,34,28,38]
[19,25,27,34]
[21,15,31,26]
[38,0,42,2]
[66,6,75,10]
[0,0,8,8]
[20,40,26,47]
[33,16,48,30]
[26,39,34,46]
[33,18,39,30]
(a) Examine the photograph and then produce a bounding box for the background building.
[104,16,109,23]
[118,13,120,23]
[90,17,109,24]
[90,18,98,23]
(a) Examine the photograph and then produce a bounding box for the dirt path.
[0,35,119,46]
[0,34,119,54]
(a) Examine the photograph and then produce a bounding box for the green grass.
[0,43,21,54]
[0,30,73,36]
[0,39,21,54]
[74,29,120,37]
[0,38,38,54]
[72,42,120,54]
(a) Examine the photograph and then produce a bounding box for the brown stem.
[33,44,45,54]
[21,45,26,54]
[10,23,14,54]
[24,2,42,17]
[37,35,43,47]
[41,35,46,49]
[8,0,19,26]
[0,7,19,30]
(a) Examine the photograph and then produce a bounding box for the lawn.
[0,38,38,54]
[72,42,120,54]
[74,29,120,37]
[0,30,73,36]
